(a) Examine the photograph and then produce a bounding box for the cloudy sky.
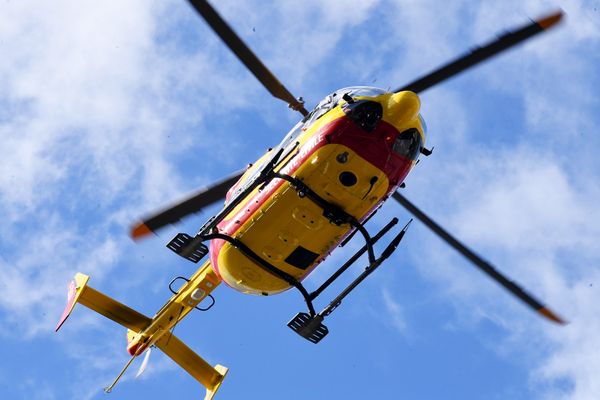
[1,0,599,399]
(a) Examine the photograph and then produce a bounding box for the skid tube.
[287,219,412,343]
[172,169,412,343]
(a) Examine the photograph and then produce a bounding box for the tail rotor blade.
[135,348,152,379]
[395,10,564,94]
[391,191,566,325]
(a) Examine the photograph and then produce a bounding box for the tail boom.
[56,265,228,399]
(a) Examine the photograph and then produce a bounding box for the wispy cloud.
[381,287,409,335]
[371,1,600,399]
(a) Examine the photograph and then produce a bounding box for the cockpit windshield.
[333,86,387,98]
[418,114,428,134]
[302,86,388,128]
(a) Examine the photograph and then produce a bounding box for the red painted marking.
[328,118,413,187]
[127,339,148,356]
[55,280,77,332]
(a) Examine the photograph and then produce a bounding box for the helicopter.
[56,1,566,399]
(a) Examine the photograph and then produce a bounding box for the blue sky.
[1,1,599,399]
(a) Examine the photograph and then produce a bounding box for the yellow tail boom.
[56,264,227,400]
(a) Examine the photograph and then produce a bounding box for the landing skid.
[165,149,412,343]
[288,219,412,343]
[288,313,328,344]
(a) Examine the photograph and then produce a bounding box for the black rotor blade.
[391,191,565,324]
[187,0,308,116]
[395,10,563,94]
[131,170,245,239]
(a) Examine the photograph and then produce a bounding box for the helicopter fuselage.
[210,88,425,294]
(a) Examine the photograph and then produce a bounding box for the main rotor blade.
[395,10,563,94]
[131,170,244,240]
[391,191,565,325]
[187,0,308,116]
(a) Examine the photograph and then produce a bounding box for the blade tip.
[537,10,564,30]
[131,223,153,240]
[538,306,567,325]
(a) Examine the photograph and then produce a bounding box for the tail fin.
[156,333,228,400]
[55,272,151,332]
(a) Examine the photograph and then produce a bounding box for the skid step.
[287,312,329,344]
[167,233,208,263]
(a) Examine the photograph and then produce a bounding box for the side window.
[302,95,337,129]
[392,128,422,161]
[279,122,303,149]
[303,107,329,128]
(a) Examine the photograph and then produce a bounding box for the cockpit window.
[277,121,303,151]
[302,86,387,128]
[338,86,387,98]
[418,114,427,134]
[302,95,335,126]
[393,128,422,161]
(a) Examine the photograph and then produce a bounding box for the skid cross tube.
[339,205,381,248]
[199,233,317,316]
[309,217,398,301]
[176,164,399,319]
[181,143,298,260]
[288,218,412,343]
[272,172,377,263]
[320,219,412,317]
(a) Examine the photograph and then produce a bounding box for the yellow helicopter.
[56,1,565,399]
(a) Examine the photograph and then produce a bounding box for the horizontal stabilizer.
[56,273,151,332]
[156,333,228,400]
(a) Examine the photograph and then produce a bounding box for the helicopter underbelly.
[211,143,391,295]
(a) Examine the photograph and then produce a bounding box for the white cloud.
[0,0,204,335]
[399,144,600,400]
[535,276,600,400]
[369,1,600,399]
[381,287,409,335]
[0,214,120,337]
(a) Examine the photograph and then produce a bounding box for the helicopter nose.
[385,91,420,124]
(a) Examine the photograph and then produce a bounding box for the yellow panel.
[217,143,389,294]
